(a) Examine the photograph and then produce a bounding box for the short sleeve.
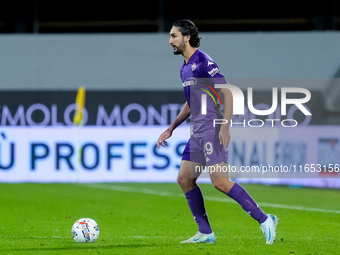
[199,59,227,87]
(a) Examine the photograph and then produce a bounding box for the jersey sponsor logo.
[191,63,197,71]
[182,77,197,87]
[208,67,219,77]
[207,61,214,66]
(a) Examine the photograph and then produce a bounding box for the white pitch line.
[0,236,68,239]
[82,184,340,214]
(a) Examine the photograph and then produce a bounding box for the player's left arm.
[219,86,233,150]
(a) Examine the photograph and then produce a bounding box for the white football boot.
[260,214,279,244]
[180,231,216,244]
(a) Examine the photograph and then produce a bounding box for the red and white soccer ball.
[72,218,100,243]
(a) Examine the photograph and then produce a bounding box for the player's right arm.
[157,102,190,148]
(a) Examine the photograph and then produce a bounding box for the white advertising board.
[0,126,339,188]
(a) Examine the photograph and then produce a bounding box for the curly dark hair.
[172,19,201,48]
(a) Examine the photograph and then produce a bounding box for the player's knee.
[177,174,196,189]
[212,179,233,193]
[177,174,189,186]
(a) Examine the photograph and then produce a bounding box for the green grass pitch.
[0,182,339,254]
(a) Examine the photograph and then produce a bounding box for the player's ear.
[185,35,191,44]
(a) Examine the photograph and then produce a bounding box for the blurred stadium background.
[0,0,340,188]
[1,0,339,32]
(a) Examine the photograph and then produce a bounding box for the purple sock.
[185,186,212,234]
[227,183,268,224]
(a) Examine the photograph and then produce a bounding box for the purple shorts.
[182,134,228,166]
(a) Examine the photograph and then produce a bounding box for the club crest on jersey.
[191,63,197,71]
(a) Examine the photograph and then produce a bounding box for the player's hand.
[219,125,230,150]
[157,128,173,149]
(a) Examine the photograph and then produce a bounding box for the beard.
[173,48,182,55]
[171,41,186,55]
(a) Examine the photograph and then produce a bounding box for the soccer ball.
[71,218,100,243]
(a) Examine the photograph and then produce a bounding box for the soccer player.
[157,19,278,244]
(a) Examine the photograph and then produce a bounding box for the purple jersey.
[180,49,227,136]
